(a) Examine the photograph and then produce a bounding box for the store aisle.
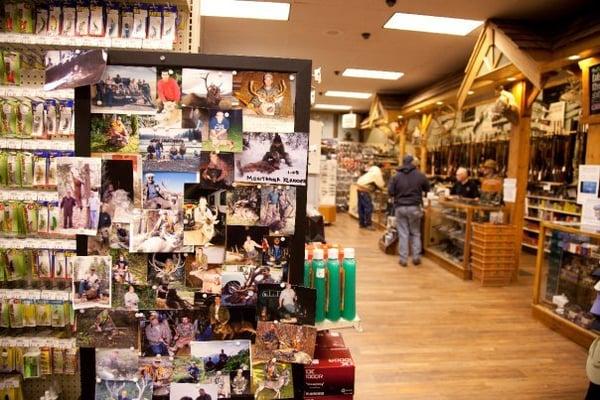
[327,214,589,400]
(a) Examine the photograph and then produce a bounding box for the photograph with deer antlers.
[143,171,196,211]
[96,347,139,381]
[91,65,157,114]
[254,321,317,365]
[235,132,308,186]
[201,109,243,153]
[184,250,222,293]
[56,157,102,236]
[94,377,153,400]
[129,209,185,253]
[138,356,174,398]
[252,359,294,399]
[224,226,269,265]
[260,185,296,235]
[183,184,227,249]
[181,68,234,109]
[75,310,139,349]
[90,114,141,154]
[225,185,261,226]
[72,255,112,310]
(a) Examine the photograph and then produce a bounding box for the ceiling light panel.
[384,12,483,36]
[324,90,372,99]
[342,68,403,80]
[314,104,352,111]
[200,0,291,21]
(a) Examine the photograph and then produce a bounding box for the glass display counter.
[424,199,507,280]
[532,221,600,347]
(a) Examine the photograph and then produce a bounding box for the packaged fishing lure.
[20,152,34,188]
[48,201,60,237]
[16,4,34,34]
[22,349,40,379]
[47,151,60,188]
[148,5,163,40]
[61,3,77,37]
[58,99,74,137]
[52,345,64,374]
[64,251,75,280]
[39,344,52,375]
[53,250,67,279]
[16,99,32,138]
[36,201,49,237]
[36,296,51,327]
[22,290,38,327]
[50,295,67,327]
[3,4,17,33]
[33,151,48,188]
[37,249,52,279]
[64,345,77,375]
[162,5,178,44]
[105,3,119,38]
[35,5,49,35]
[132,4,149,39]
[76,2,90,37]
[47,3,61,36]
[0,290,9,328]
[7,153,20,187]
[8,292,24,328]
[31,99,45,139]
[0,251,6,282]
[0,202,7,235]
[45,99,59,138]
[121,5,134,39]
[89,2,104,37]
[0,151,8,186]
[3,51,22,86]
[2,100,16,137]
[10,202,27,237]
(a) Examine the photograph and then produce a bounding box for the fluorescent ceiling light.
[567,54,581,60]
[384,12,483,36]
[324,90,372,99]
[314,104,352,111]
[200,0,290,21]
[342,68,403,80]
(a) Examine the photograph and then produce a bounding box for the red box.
[316,330,346,349]
[304,347,355,397]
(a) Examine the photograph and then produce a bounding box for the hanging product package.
[3,4,16,33]
[36,296,52,327]
[162,5,178,44]
[0,290,9,328]
[8,153,21,188]
[62,3,77,36]
[16,4,34,34]
[47,4,61,36]
[47,201,60,237]
[58,99,74,138]
[37,201,49,237]
[45,99,59,138]
[16,98,32,138]
[147,5,163,40]
[31,99,45,139]
[9,294,24,328]
[105,3,120,38]
[121,5,134,38]
[132,4,149,39]
[23,349,40,379]
[33,151,48,188]
[89,2,105,37]
[76,2,90,37]
[22,291,37,327]
[47,151,61,188]
[2,52,21,86]
[2,100,17,136]
[21,152,34,188]
[37,249,52,279]
[35,4,49,35]
[0,151,8,186]
[11,201,27,237]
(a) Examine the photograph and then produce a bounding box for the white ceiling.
[199,0,591,112]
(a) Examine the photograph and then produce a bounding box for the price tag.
[6,139,22,150]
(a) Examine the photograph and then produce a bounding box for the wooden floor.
[326,214,589,400]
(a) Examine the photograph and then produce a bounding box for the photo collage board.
[79,63,316,400]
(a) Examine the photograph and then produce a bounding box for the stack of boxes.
[303,330,355,400]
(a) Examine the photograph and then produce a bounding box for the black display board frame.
[75,50,312,400]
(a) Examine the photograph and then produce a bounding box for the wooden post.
[397,121,407,164]
[507,80,532,276]
[419,114,432,173]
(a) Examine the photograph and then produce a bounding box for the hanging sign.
[589,63,600,116]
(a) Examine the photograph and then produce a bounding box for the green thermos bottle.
[326,247,341,321]
[342,247,356,321]
[303,249,312,288]
[313,248,326,323]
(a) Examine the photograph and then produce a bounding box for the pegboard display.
[23,374,81,400]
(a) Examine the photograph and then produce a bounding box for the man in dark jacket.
[388,155,430,267]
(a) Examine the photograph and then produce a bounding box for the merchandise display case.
[424,199,507,280]
[532,222,600,347]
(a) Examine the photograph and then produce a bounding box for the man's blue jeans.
[395,205,423,263]
[358,191,373,227]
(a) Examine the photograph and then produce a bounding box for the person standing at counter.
[450,167,480,199]
[388,155,431,267]
[355,163,385,230]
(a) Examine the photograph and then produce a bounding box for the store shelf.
[441,214,467,224]
[0,86,73,99]
[316,315,362,332]
[532,304,598,348]
[0,238,76,250]
[523,227,540,233]
[524,216,543,222]
[0,138,74,151]
[522,242,538,250]
[425,247,469,280]
[0,32,174,51]
[526,205,581,216]
[527,195,578,203]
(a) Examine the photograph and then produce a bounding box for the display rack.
[532,221,600,348]
[424,199,507,280]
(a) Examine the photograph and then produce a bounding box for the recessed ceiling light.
[384,12,483,36]
[314,104,352,111]
[324,90,372,99]
[200,0,290,21]
[567,54,581,61]
[415,109,421,113]
[467,90,475,95]
[507,77,517,82]
[436,101,443,105]
[342,68,403,80]
[397,115,403,119]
